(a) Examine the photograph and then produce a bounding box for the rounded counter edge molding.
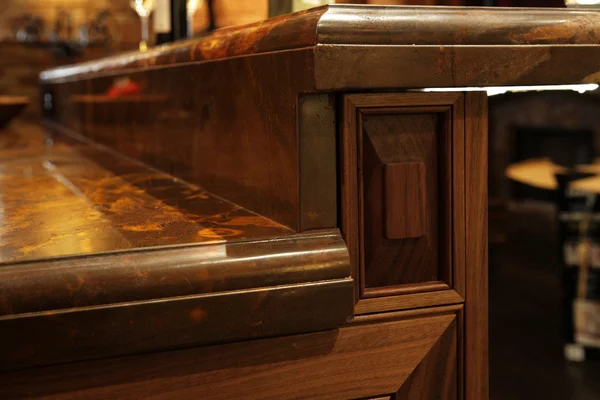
[316,5,600,46]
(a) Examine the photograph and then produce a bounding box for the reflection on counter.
[0,121,292,263]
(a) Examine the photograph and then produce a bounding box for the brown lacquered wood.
[465,92,489,400]
[354,289,463,315]
[457,308,465,400]
[45,48,317,230]
[341,93,361,302]
[0,231,351,316]
[40,6,600,84]
[317,6,600,46]
[298,93,337,231]
[0,122,292,263]
[384,162,427,239]
[342,93,465,310]
[1,278,353,373]
[363,281,450,299]
[361,111,443,287]
[453,96,467,301]
[1,309,460,400]
[0,122,354,372]
[25,5,538,397]
[361,107,443,288]
[351,303,463,325]
[315,45,600,90]
[39,6,327,83]
[395,315,457,400]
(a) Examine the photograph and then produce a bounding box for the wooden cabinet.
[10,2,598,398]
[0,91,485,400]
[337,92,487,399]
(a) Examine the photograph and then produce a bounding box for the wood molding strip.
[355,289,464,315]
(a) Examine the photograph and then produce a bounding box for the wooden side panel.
[341,93,465,313]
[465,92,489,400]
[1,309,460,400]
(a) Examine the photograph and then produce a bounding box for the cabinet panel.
[341,93,465,312]
[361,111,445,288]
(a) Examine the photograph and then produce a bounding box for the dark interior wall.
[489,91,600,201]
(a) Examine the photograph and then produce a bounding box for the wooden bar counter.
[3,4,600,399]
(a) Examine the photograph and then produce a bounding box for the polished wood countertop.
[39,5,600,84]
[0,121,353,372]
[0,122,293,263]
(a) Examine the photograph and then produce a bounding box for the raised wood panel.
[361,111,443,287]
[2,309,461,400]
[341,93,466,312]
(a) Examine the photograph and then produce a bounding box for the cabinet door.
[341,92,466,313]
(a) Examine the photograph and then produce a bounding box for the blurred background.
[2,1,600,399]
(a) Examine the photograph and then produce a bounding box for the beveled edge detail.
[318,5,600,46]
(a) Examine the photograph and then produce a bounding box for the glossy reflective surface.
[40,6,325,83]
[40,5,600,84]
[0,122,353,372]
[0,121,292,263]
[43,47,318,230]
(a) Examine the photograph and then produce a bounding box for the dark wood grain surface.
[361,111,441,287]
[1,276,353,372]
[0,121,353,372]
[1,307,460,400]
[39,5,600,84]
[22,5,528,397]
[43,48,320,231]
[317,6,600,46]
[341,93,465,309]
[39,6,326,83]
[384,162,427,240]
[465,92,489,400]
[0,122,292,263]
[314,45,600,90]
